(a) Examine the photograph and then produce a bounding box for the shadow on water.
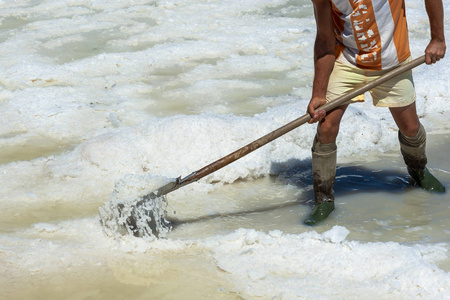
[272,158,413,195]
[170,158,413,228]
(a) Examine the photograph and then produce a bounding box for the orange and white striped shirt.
[331,0,411,70]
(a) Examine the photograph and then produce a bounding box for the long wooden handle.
[179,56,426,187]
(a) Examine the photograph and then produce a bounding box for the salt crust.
[4,223,449,299]
[206,226,449,299]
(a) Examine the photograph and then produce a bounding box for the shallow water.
[166,133,450,244]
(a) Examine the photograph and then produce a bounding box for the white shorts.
[326,57,416,107]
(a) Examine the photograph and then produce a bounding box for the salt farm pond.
[0,1,449,299]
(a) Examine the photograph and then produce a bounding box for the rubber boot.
[304,135,337,226]
[399,124,445,193]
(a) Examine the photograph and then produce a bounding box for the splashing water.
[99,174,173,238]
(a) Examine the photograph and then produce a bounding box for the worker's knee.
[400,122,421,137]
[317,121,340,144]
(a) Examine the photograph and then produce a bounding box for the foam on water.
[99,173,173,238]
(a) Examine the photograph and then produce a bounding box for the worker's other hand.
[307,97,327,124]
[425,38,446,64]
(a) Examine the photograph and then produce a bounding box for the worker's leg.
[304,104,348,225]
[390,103,445,192]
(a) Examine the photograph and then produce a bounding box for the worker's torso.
[331,0,410,70]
